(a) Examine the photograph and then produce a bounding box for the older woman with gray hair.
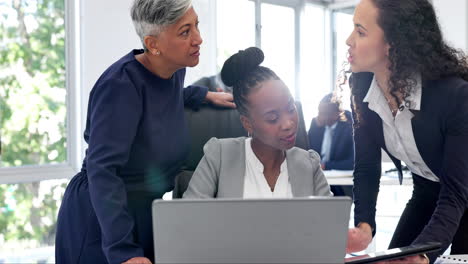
[55,0,234,263]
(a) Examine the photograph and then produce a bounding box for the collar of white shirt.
[326,121,338,130]
[245,137,287,173]
[363,74,422,111]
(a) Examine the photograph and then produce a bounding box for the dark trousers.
[56,172,162,264]
[126,191,158,262]
[389,174,468,256]
[330,185,353,198]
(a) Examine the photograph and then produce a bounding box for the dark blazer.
[308,110,354,170]
[351,72,468,254]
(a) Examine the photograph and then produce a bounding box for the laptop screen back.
[152,197,352,263]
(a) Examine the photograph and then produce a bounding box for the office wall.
[433,0,468,51]
[80,0,139,98]
[79,0,137,155]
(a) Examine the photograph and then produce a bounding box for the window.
[0,0,66,168]
[216,0,255,71]
[332,7,354,112]
[0,0,79,261]
[261,3,295,95]
[300,3,329,128]
[215,0,332,128]
[0,0,80,182]
[186,0,255,86]
[0,179,68,263]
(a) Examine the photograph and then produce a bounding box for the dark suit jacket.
[308,110,354,170]
[351,72,468,256]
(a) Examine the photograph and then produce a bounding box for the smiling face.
[241,80,299,151]
[149,7,202,70]
[346,0,390,73]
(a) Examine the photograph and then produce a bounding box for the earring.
[153,50,160,56]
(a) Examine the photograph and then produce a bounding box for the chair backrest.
[173,101,309,198]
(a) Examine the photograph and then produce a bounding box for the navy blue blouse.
[81,49,207,260]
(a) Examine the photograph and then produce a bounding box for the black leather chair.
[172,102,309,198]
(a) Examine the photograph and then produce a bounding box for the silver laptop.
[152,197,351,264]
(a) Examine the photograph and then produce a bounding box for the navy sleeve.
[86,78,144,264]
[413,81,468,259]
[183,85,208,109]
[349,73,382,236]
[308,118,324,152]
[325,122,355,170]
[325,154,354,170]
[351,106,381,235]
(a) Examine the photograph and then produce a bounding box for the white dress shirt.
[363,75,439,182]
[243,138,293,198]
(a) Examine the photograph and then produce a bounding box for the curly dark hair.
[350,0,468,123]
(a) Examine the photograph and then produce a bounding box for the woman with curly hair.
[345,0,468,262]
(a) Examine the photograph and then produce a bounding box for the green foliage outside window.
[0,0,68,249]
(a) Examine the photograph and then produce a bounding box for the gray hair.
[131,0,192,49]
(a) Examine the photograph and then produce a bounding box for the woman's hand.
[122,257,152,264]
[346,222,373,253]
[205,91,236,108]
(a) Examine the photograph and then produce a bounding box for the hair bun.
[221,47,264,87]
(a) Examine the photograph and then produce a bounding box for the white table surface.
[324,162,413,186]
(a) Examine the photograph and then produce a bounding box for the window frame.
[0,0,82,184]
[329,1,358,87]
[228,0,346,127]
[248,0,359,100]
[251,0,302,98]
